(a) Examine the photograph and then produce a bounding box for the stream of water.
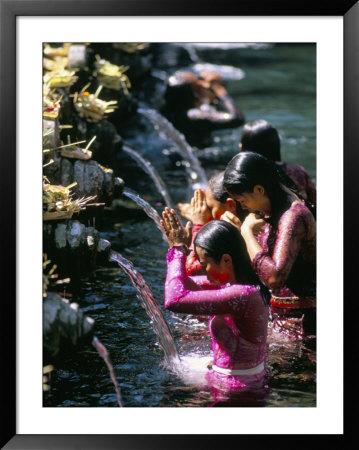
[122,144,176,210]
[122,186,165,237]
[109,250,180,366]
[138,108,208,191]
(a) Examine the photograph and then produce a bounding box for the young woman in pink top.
[223,151,316,339]
[161,209,270,404]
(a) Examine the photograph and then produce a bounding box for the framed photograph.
[1,0,356,448]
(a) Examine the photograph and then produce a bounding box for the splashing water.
[92,336,123,407]
[122,144,176,210]
[110,250,180,366]
[122,187,165,238]
[138,108,208,191]
[171,352,212,387]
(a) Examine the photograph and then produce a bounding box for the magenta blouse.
[253,201,316,298]
[165,246,269,370]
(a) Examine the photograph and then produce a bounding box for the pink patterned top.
[165,246,269,370]
[253,201,316,298]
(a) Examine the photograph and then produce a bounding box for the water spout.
[138,108,208,192]
[122,187,165,238]
[110,250,180,365]
[122,144,175,210]
[92,336,123,407]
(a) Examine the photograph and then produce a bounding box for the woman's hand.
[241,213,266,236]
[199,71,222,83]
[199,71,227,98]
[190,189,212,225]
[161,207,192,249]
[177,202,192,221]
[220,211,242,231]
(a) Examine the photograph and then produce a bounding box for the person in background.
[223,152,316,339]
[162,70,245,147]
[239,119,316,209]
[161,209,270,405]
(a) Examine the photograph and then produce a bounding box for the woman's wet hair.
[223,151,315,247]
[207,171,248,222]
[194,220,270,302]
[240,119,281,161]
[239,124,316,217]
[208,171,228,203]
[223,151,290,219]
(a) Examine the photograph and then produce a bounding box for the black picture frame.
[1,1,356,448]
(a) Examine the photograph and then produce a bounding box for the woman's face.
[229,185,271,214]
[195,246,231,285]
[205,186,226,220]
[205,186,236,220]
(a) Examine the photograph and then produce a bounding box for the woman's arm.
[207,76,245,124]
[243,206,308,290]
[187,75,244,126]
[240,213,267,261]
[165,246,257,315]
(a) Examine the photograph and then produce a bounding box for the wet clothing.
[277,161,316,207]
[253,201,316,338]
[253,201,316,297]
[206,368,269,406]
[165,246,269,392]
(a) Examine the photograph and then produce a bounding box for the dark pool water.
[44,43,316,408]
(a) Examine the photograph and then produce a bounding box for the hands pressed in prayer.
[161,207,192,249]
[190,189,212,225]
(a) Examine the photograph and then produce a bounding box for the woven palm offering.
[74,84,118,122]
[59,135,95,161]
[43,98,61,119]
[43,68,79,89]
[43,43,71,58]
[43,177,97,221]
[94,55,131,93]
[43,56,69,72]
[43,84,62,119]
